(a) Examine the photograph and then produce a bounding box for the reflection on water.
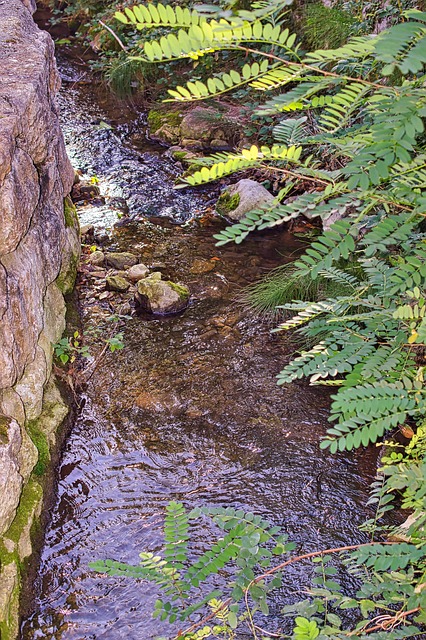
[22,56,379,639]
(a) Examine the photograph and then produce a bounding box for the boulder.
[105,252,138,270]
[216,179,274,221]
[135,272,190,315]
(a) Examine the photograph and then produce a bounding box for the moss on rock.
[63,196,78,229]
[216,192,241,216]
[26,420,50,477]
[148,109,182,133]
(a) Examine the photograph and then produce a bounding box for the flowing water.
[22,54,382,640]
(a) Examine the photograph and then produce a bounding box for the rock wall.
[0,1,80,637]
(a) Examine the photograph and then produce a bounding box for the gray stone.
[126,263,149,282]
[88,250,105,266]
[106,275,130,293]
[135,273,190,315]
[216,179,275,221]
[105,252,138,270]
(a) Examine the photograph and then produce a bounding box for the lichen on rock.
[135,272,190,315]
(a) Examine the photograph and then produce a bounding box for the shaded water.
[22,57,379,639]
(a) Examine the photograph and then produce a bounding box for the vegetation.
[46,0,425,635]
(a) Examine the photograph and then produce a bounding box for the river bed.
[21,54,380,640]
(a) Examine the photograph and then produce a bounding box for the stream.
[21,53,380,640]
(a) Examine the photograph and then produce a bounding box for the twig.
[348,607,420,635]
[99,20,128,52]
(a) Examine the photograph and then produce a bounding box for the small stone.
[126,263,149,283]
[80,224,95,238]
[106,276,130,293]
[105,252,138,270]
[88,251,105,266]
[190,259,216,275]
[90,270,106,278]
[117,302,132,316]
[99,291,112,300]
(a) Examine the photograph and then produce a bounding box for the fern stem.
[260,163,332,186]
[236,46,389,91]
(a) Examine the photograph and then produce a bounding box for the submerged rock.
[105,252,138,270]
[135,272,190,315]
[216,179,274,221]
[190,258,217,274]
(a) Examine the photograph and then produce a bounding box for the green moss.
[172,151,189,161]
[166,281,190,299]
[216,191,240,216]
[4,480,43,547]
[26,420,50,477]
[56,250,79,295]
[0,416,11,445]
[63,196,79,229]
[0,480,43,638]
[147,109,182,133]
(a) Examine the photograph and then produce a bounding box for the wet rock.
[105,252,138,270]
[71,182,101,203]
[190,258,217,275]
[126,263,149,283]
[135,272,190,315]
[106,275,130,293]
[88,250,105,266]
[210,139,232,150]
[216,179,274,221]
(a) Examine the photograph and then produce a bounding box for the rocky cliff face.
[0,1,79,637]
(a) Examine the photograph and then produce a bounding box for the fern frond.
[115,4,203,28]
[374,19,426,75]
[360,214,419,257]
[256,78,340,114]
[320,383,425,452]
[318,82,370,133]
[273,116,309,145]
[163,501,190,570]
[351,543,425,572]
[304,36,376,67]
[277,335,376,385]
[166,60,271,101]
[130,17,299,63]
[293,219,358,278]
[178,144,302,188]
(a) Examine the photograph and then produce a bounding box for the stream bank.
[21,52,382,640]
